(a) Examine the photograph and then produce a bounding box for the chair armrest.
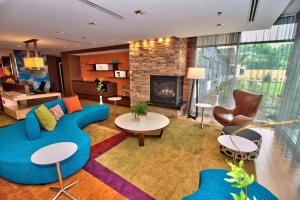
[232,115,254,127]
[213,106,233,115]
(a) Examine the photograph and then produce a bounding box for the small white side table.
[31,142,78,200]
[195,103,213,128]
[218,135,257,163]
[108,96,122,116]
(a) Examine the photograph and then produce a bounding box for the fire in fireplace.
[150,75,183,109]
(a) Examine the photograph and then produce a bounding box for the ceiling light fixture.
[23,39,45,70]
[217,11,222,16]
[88,21,97,25]
[216,23,224,27]
[56,31,65,35]
[16,45,23,48]
[134,10,145,15]
[81,36,86,39]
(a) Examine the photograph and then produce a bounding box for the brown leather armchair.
[213,90,263,127]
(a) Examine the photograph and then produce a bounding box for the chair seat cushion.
[222,126,262,141]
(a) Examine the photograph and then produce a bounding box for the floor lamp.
[187,67,205,119]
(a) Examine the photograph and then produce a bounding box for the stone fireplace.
[129,37,188,116]
[150,75,183,108]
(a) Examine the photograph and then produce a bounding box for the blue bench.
[183,169,278,200]
[0,99,109,184]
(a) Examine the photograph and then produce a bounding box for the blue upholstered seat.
[183,169,278,200]
[0,99,109,184]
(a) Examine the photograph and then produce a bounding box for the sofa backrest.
[25,98,66,140]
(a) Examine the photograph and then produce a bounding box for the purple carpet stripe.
[84,132,154,200]
[84,159,154,200]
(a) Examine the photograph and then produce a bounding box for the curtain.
[189,14,299,168]
[276,13,300,169]
[187,33,239,118]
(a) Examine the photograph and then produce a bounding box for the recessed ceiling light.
[16,45,22,48]
[216,23,224,27]
[81,36,86,39]
[63,47,67,49]
[217,11,222,16]
[134,10,145,15]
[88,21,97,26]
[56,31,65,35]
[111,39,115,42]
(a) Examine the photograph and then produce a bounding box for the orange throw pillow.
[63,96,83,113]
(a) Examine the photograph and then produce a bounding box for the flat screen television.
[94,64,113,71]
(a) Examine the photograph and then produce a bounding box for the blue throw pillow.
[25,112,41,140]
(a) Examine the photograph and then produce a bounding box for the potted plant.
[213,80,224,105]
[225,160,256,200]
[96,79,105,104]
[132,100,148,120]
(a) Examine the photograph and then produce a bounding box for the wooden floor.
[1,102,300,200]
[255,128,300,200]
[196,116,300,200]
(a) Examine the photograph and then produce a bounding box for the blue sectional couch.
[183,169,278,200]
[0,99,109,184]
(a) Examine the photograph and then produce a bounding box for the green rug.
[83,124,120,146]
[96,118,256,200]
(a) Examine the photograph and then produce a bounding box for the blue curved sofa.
[0,99,109,184]
[183,169,278,200]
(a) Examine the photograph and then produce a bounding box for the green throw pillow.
[34,104,57,131]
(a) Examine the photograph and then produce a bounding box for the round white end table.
[31,142,78,200]
[108,96,122,116]
[195,103,213,128]
[115,112,170,146]
[218,135,257,163]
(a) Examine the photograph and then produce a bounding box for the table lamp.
[187,67,205,119]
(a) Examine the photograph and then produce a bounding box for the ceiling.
[0,0,297,56]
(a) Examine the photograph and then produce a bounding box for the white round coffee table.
[195,103,213,128]
[31,142,78,200]
[108,96,122,116]
[115,112,170,146]
[218,135,257,163]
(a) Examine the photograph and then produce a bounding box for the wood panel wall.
[80,51,130,96]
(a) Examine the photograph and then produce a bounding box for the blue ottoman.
[183,169,278,200]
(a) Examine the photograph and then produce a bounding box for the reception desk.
[72,80,117,102]
[1,92,61,120]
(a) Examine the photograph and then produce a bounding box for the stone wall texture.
[129,37,187,107]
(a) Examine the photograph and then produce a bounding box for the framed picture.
[95,64,112,71]
[114,70,127,78]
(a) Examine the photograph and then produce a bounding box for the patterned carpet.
[0,102,255,200]
[94,118,255,200]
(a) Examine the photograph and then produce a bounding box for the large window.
[193,16,296,121]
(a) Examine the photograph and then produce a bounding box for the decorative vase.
[139,115,146,121]
[99,95,103,105]
[215,94,219,106]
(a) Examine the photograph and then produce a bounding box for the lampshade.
[187,67,205,79]
[24,57,45,69]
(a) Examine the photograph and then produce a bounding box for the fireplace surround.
[150,75,183,109]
